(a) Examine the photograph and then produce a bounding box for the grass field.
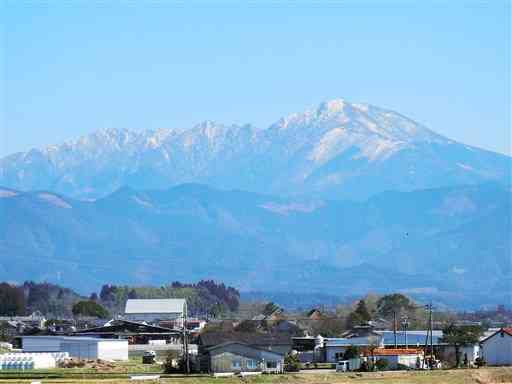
[0,367,511,384]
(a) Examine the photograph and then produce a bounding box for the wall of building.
[211,351,261,373]
[22,337,62,353]
[61,341,99,360]
[22,337,128,361]
[208,344,284,373]
[124,313,182,323]
[482,333,512,366]
[325,346,348,363]
[97,340,129,361]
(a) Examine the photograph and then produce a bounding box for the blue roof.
[377,331,443,346]
[325,336,380,347]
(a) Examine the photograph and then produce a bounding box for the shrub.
[163,351,180,373]
[343,345,360,360]
[359,360,369,372]
[284,353,301,372]
[375,358,388,371]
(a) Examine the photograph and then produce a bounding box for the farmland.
[0,367,511,384]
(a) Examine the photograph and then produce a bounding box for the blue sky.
[1,0,510,157]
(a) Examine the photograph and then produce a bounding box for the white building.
[368,349,424,369]
[124,299,186,326]
[21,336,128,361]
[481,328,512,366]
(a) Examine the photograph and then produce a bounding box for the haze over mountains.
[0,99,510,309]
[0,182,510,309]
[0,99,509,200]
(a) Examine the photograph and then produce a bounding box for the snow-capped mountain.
[0,99,509,199]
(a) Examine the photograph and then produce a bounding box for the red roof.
[502,328,512,336]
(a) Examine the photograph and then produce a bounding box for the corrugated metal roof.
[124,299,186,314]
[325,336,382,347]
[376,330,443,346]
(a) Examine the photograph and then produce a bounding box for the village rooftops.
[125,299,186,314]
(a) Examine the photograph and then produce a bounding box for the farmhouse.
[201,341,284,374]
[481,328,512,366]
[124,299,186,326]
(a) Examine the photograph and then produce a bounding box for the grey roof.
[125,299,186,314]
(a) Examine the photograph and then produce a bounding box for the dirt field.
[0,367,511,384]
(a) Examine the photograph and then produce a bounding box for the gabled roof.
[205,341,285,357]
[198,331,292,348]
[480,327,512,343]
[125,299,186,314]
[74,319,179,335]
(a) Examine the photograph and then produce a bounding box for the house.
[197,331,292,356]
[124,299,186,326]
[366,348,424,369]
[480,328,512,366]
[201,341,284,374]
[21,336,128,360]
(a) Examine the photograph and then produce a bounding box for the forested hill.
[0,280,240,318]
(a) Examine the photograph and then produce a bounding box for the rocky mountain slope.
[0,182,509,308]
[1,99,509,200]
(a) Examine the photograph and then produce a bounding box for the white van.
[336,358,361,372]
[336,360,350,372]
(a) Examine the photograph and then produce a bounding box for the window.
[232,360,241,369]
[335,352,344,361]
[247,359,257,369]
[266,361,278,369]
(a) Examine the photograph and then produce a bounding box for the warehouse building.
[21,336,128,361]
[124,299,187,327]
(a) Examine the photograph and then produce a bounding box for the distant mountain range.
[0,99,509,200]
[1,182,509,309]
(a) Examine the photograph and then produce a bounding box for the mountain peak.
[316,98,348,115]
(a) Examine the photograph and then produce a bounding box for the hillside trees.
[72,300,110,319]
[346,299,372,327]
[441,323,483,367]
[0,283,25,316]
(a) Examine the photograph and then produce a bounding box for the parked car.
[142,350,156,364]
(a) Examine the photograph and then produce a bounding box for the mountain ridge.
[1,98,509,200]
[0,182,509,309]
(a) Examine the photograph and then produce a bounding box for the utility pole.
[182,301,190,374]
[429,303,434,366]
[401,316,409,349]
[393,311,397,348]
[422,303,434,369]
